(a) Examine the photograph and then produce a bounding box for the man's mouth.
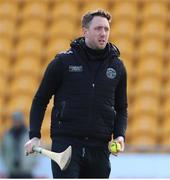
[99,40,105,44]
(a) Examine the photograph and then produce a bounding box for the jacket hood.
[70,37,120,57]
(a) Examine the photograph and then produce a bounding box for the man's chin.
[98,44,106,50]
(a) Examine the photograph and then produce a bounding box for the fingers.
[24,137,40,156]
[108,136,125,156]
[24,140,35,155]
[114,136,125,152]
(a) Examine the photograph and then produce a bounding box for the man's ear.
[82,27,88,37]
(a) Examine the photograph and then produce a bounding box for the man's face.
[83,16,110,50]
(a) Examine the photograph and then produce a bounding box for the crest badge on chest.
[106,68,116,79]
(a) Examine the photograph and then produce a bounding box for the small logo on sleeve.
[69,65,83,72]
[106,68,116,79]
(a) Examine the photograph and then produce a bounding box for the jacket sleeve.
[114,61,128,139]
[29,56,63,139]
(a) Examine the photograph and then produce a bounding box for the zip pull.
[92,83,95,88]
[82,147,86,157]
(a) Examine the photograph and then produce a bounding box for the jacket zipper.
[90,82,95,126]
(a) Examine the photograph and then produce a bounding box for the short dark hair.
[81,9,112,28]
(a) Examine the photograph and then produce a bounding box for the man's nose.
[100,29,106,36]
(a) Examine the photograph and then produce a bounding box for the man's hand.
[24,137,40,155]
[113,136,125,151]
[108,136,125,156]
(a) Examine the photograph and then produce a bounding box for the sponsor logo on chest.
[69,65,83,72]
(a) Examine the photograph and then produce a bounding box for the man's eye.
[95,27,109,31]
[105,28,109,32]
[95,27,101,30]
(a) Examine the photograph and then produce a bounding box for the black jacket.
[29,37,128,143]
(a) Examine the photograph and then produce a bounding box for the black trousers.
[9,172,33,178]
[51,137,111,178]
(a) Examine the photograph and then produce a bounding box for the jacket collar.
[70,37,120,58]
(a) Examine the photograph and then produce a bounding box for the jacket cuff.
[113,133,125,142]
[29,131,41,139]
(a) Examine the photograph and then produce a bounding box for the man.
[1,111,36,178]
[25,9,128,178]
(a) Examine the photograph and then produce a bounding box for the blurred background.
[0,0,170,178]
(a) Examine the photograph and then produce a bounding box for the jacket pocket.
[60,101,66,118]
[103,106,115,120]
[56,101,66,125]
[101,106,115,129]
